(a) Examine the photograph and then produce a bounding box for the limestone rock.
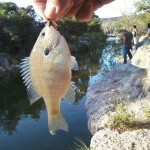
[90,129,150,150]
[86,63,149,135]
[132,45,150,70]
[138,36,150,47]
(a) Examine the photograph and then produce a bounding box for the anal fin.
[63,81,76,104]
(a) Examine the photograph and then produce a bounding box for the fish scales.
[20,25,78,135]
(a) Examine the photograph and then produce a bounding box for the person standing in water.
[132,25,138,50]
[121,30,133,64]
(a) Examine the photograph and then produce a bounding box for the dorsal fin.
[20,57,41,104]
[71,56,78,70]
[62,81,76,104]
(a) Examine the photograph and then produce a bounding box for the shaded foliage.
[57,15,104,42]
[0,2,42,58]
[0,79,44,135]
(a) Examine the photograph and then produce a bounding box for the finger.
[64,0,84,18]
[75,0,93,22]
[61,1,74,17]
[31,0,47,19]
[93,0,114,10]
[44,0,73,20]
[44,1,57,20]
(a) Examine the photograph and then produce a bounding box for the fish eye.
[41,32,45,37]
[44,48,50,56]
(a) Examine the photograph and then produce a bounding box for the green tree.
[0,2,42,57]
[57,16,104,42]
[135,0,150,13]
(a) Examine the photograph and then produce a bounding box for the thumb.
[44,1,57,21]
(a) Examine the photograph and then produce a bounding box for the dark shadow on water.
[0,78,45,135]
[0,79,91,150]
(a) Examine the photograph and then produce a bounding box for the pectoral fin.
[71,56,78,70]
[63,82,76,104]
[20,57,41,104]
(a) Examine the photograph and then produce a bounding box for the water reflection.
[0,37,121,150]
[88,37,122,84]
[72,41,107,101]
[100,39,122,74]
[0,80,44,135]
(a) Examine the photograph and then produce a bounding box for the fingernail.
[44,2,57,20]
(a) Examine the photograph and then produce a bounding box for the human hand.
[31,0,114,22]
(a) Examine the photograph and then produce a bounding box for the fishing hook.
[46,19,58,29]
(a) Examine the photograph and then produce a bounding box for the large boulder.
[86,63,150,135]
[132,45,150,70]
[86,39,150,149]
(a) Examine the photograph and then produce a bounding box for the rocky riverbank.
[0,53,20,87]
[0,53,19,74]
[86,37,150,149]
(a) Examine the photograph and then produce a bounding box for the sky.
[1,0,137,18]
[95,0,136,18]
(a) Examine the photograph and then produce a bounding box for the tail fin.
[48,113,69,135]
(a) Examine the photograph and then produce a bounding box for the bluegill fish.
[20,25,78,135]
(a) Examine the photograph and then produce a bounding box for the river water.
[0,37,121,150]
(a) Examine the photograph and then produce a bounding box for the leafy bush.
[57,16,104,42]
[0,2,42,56]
